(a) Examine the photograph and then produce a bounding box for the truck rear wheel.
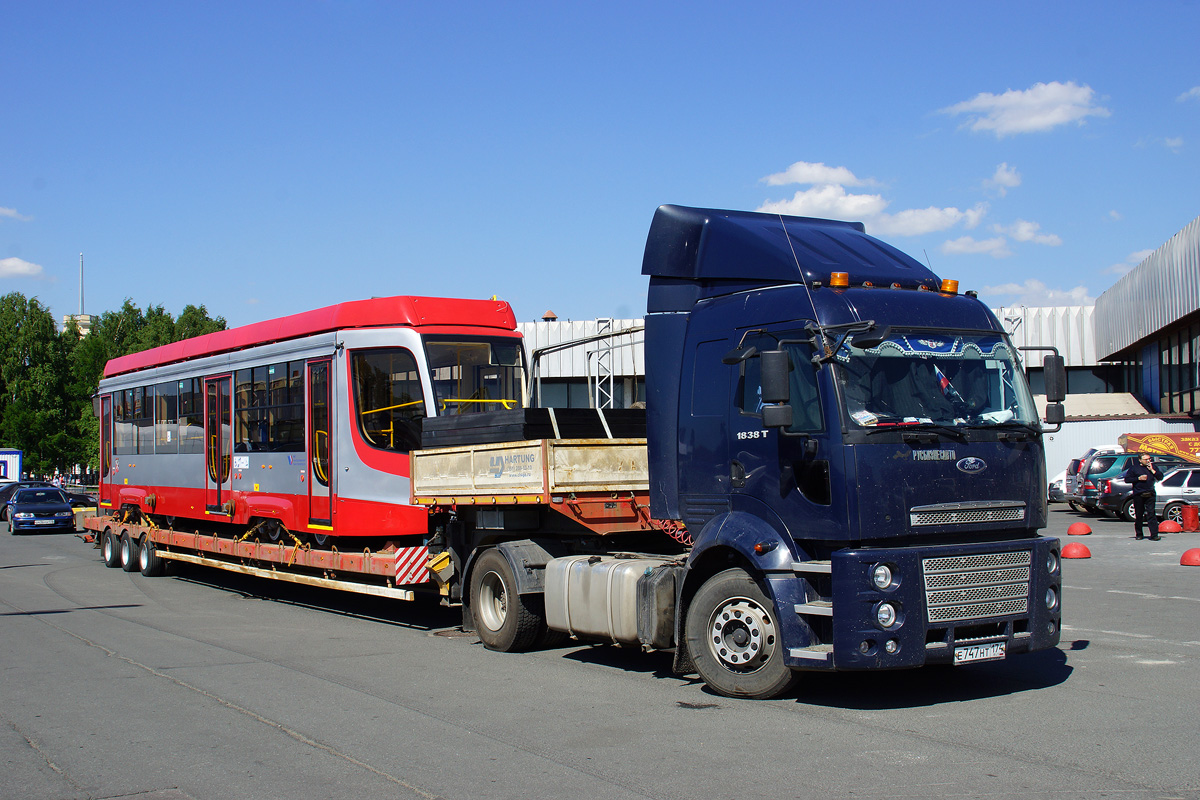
[139,536,166,577]
[685,568,798,700]
[469,548,544,652]
[120,531,140,572]
[102,529,122,568]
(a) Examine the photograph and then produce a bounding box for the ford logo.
[956,457,987,474]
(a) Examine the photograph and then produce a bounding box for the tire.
[120,531,140,572]
[1164,502,1184,525]
[469,548,544,652]
[264,520,283,543]
[139,535,166,577]
[1120,498,1137,523]
[102,529,122,568]
[1067,502,1079,512]
[685,568,799,700]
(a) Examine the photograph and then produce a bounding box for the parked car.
[1077,452,1190,514]
[0,481,93,520]
[1048,470,1067,503]
[1154,466,1200,525]
[6,487,77,534]
[1097,476,1136,521]
[1065,445,1123,510]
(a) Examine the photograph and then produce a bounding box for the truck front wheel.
[685,568,798,700]
[469,548,544,652]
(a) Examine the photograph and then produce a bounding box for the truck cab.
[643,206,1063,696]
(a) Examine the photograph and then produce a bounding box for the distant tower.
[62,252,93,335]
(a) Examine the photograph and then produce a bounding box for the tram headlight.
[871,563,894,590]
[875,602,898,629]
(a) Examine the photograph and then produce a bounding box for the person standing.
[1121,453,1165,540]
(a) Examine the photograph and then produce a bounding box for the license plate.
[954,642,1006,665]
[34,519,55,525]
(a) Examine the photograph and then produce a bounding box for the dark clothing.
[1121,460,1165,538]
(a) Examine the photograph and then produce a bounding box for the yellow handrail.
[360,400,424,416]
[439,398,517,412]
[312,430,329,484]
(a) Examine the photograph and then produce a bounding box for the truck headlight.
[1045,587,1059,611]
[875,602,898,628]
[1047,551,1059,575]
[871,563,893,590]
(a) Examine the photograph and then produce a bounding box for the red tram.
[96,295,525,551]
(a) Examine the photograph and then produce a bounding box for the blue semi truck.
[411,205,1067,699]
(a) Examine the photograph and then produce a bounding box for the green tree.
[0,293,71,477]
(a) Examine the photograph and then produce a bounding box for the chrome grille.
[923,551,1031,623]
[910,504,1025,526]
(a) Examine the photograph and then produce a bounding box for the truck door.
[306,359,334,527]
[204,376,233,513]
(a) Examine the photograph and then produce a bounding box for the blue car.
[6,487,77,534]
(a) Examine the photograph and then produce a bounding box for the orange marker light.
[830,272,850,287]
[940,279,959,294]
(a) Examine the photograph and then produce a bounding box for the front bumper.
[785,537,1062,670]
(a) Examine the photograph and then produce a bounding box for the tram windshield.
[835,331,1038,429]
[424,337,526,415]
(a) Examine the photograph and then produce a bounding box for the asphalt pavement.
[1,507,1198,800]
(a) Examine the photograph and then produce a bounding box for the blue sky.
[3,2,1199,329]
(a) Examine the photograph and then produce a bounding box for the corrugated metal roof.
[993,305,1096,367]
[1094,213,1200,359]
[1034,393,1149,419]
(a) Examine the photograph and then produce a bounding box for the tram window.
[114,389,135,456]
[155,382,179,454]
[352,349,425,452]
[234,363,303,452]
[424,338,525,415]
[178,378,205,454]
[132,386,155,454]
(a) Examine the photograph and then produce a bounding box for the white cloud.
[1177,87,1200,103]
[0,207,33,222]
[1165,136,1183,153]
[984,163,1021,196]
[0,257,45,278]
[982,279,1094,306]
[1108,210,1122,221]
[761,161,877,187]
[993,219,1063,246]
[940,236,1012,259]
[757,184,889,220]
[1104,249,1155,276]
[756,162,990,237]
[940,81,1111,137]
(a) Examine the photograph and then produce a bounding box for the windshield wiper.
[968,420,1040,437]
[862,422,968,441]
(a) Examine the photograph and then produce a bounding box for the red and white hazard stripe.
[394,545,430,586]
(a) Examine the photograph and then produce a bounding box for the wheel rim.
[706,595,777,673]
[102,534,114,562]
[121,537,131,564]
[265,522,282,542]
[477,570,508,632]
[1168,505,1183,524]
[139,541,150,571]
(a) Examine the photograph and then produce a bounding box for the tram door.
[98,395,114,507]
[204,376,233,513]
[306,360,333,527]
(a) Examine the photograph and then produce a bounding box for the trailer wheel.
[469,548,544,652]
[120,531,140,572]
[139,536,166,577]
[685,568,798,700]
[102,529,122,568]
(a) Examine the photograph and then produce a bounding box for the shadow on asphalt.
[560,640,1073,708]
[166,561,462,632]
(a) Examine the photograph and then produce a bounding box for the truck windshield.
[424,337,526,415]
[835,331,1038,429]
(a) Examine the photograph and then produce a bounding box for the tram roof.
[103,295,519,378]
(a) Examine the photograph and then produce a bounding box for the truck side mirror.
[1044,403,1065,425]
[760,350,791,404]
[1043,354,1066,402]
